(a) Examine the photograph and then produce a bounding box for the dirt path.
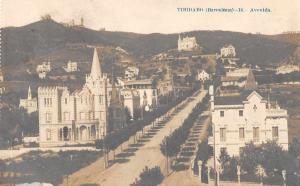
[62,90,207,186]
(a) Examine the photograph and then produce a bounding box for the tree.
[130,166,164,186]
[218,149,238,180]
[240,142,263,175]
[196,140,212,163]
[261,141,293,177]
[289,138,300,158]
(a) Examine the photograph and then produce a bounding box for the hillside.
[266,33,300,45]
[2,19,297,75]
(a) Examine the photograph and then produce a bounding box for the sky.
[1,0,300,34]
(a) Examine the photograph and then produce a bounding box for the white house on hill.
[197,70,210,81]
[178,35,199,51]
[220,44,236,57]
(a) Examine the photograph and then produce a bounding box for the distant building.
[226,68,250,77]
[196,70,210,81]
[61,17,84,28]
[38,72,47,79]
[36,62,51,79]
[108,77,126,131]
[178,35,199,51]
[36,62,51,73]
[19,86,38,114]
[209,87,289,158]
[221,68,256,88]
[276,64,300,74]
[122,79,158,110]
[220,44,236,57]
[120,89,140,119]
[64,60,79,72]
[125,66,139,80]
[0,86,5,95]
[157,66,174,96]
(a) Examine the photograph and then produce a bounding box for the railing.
[266,109,287,118]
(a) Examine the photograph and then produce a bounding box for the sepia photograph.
[0,0,300,185]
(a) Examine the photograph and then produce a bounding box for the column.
[207,166,210,185]
[198,160,202,182]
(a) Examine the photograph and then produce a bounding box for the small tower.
[28,86,32,100]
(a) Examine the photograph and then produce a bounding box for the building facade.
[64,60,79,72]
[121,79,158,110]
[197,70,210,81]
[36,62,51,73]
[120,89,140,119]
[178,35,199,51]
[276,64,300,74]
[19,86,38,114]
[220,44,236,57]
[157,65,174,96]
[38,49,112,147]
[209,87,289,158]
[125,66,139,80]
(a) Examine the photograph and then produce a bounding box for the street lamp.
[257,165,264,186]
[282,170,286,186]
[237,164,241,185]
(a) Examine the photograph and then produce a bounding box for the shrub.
[130,166,164,186]
[196,140,213,163]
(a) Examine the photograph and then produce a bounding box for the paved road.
[63,90,207,186]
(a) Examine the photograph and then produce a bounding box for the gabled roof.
[214,90,264,106]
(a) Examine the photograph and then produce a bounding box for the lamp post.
[237,165,241,185]
[198,160,202,182]
[216,162,221,186]
[257,165,264,186]
[282,170,286,186]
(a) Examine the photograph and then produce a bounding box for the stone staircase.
[175,114,209,170]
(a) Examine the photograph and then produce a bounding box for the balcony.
[266,109,287,118]
[75,119,99,125]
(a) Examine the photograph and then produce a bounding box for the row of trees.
[217,140,300,185]
[160,95,209,157]
[0,107,38,148]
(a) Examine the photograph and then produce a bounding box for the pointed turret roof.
[90,48,102,78]
[244,69,257,90]
[28,86,32,100]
